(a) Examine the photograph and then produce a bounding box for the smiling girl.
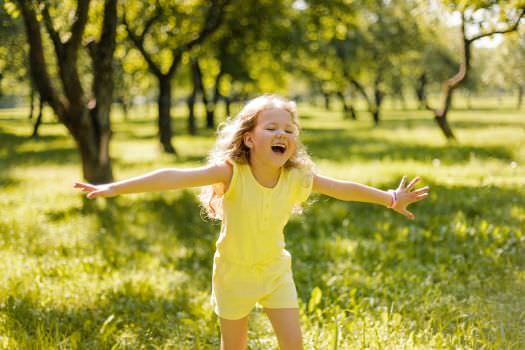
[74,94,429,350]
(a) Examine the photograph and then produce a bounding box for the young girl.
[74,94,429,350]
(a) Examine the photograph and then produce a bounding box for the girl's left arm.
[312,174,430,220]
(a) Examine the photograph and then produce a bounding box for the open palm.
[391,176,429,220]
[73,182,116,199]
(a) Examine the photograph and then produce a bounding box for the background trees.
[11,0,118,183]
[424,1,525,139]
[2,0,525,180]
[123,0,229,154]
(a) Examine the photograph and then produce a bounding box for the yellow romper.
[210,161,313,320]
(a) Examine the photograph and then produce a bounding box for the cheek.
[289,140,298,154]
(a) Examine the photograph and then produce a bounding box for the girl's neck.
[249,156,282,188]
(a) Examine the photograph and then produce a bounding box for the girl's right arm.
[73,162,232,199]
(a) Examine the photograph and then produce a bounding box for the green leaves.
[3,0,19,18]
[308,286,322,313]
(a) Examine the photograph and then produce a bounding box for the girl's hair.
[199,94,314,220]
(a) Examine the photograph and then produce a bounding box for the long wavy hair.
[199,94,314,220]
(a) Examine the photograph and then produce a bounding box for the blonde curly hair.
[199,94,314,220]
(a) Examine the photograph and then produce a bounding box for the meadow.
[0,98,524,349]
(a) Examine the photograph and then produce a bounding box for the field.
[0,99,524,349]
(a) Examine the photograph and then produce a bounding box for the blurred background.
[0,0,524,349]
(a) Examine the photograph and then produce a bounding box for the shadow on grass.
[288,180,524,343]
[0,129,77,170]
[377,117,525,130]
[75,191,218,291]
[30,179,525,347]
[2,288,218,348]
[302,128,513,163]
[0,174,21,189]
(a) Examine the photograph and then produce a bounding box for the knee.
[280,332,303,350]
[220,337,247,350]
[220,333,248,350]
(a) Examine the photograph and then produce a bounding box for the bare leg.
[264,308,302,350]
[219,315,249,350]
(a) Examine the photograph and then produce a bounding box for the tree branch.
[183,0,229,52]
[40,1,63,57]
[15,0,67,122]
[467,8,525,43]
[66,0,90,50]
[123,7,163,77]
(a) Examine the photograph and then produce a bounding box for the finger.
[406,177,420,191]
[401,208,415,220]
[415,193,429,200]
[413,186,430,194]
[398,176,407,189]
[74,182,95,190]
[86,191,101,199]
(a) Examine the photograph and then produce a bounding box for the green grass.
[0,100,524,349]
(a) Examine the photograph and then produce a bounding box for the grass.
[0,100,524,349]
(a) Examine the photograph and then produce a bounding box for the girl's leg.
[219,315,249,350]
[263,307,302,350]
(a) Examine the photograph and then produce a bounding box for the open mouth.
[271,145,286,154]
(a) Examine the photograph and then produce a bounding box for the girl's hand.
[73,182,117,199]
[390,176,429,220]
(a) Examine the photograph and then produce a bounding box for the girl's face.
[244,108,298,168]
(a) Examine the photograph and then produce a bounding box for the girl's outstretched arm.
[312,174,429,220]
[73,162,232,199]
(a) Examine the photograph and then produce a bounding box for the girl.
[74,94,429,350]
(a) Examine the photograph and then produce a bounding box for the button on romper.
[210,161,313,320]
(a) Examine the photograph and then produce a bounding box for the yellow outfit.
[210,161,313,320]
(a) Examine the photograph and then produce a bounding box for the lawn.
[0,100,524,349]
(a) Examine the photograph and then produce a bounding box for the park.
[0,0,524,349]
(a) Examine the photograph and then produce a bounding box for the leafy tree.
[122,0,228,153]
[296,0,422,124]
[426,1,525,139]
[12,0,118,183]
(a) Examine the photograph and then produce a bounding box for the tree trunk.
[187,63,198,135]
[191,59,214,129]
[31,94,44,138]
[322,91,331,110]
[518,84,523,109]
[350,78,380,124]
[372,73,384,125]
[158,76,176,153]
[433,84,456,139]
[211,70,224,121]
[434,113,455,139]
[28,85,35,119]
[224,95,231,116]
[74,108,114,183]
[16,0,117,183]
[336,91,357,120]
[415,72,427,110]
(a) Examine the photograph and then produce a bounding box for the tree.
[13,0,118,183]
[295,0,421,124]
[426,1,525,139]
[122,0,228,153]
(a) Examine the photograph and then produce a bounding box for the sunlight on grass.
[1,102,524,348]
